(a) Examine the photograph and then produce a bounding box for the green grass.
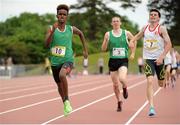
[74,47,143,74]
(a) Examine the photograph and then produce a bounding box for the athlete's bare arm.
[155,26,172,65]
[72,26,88,58]
[101,32,109,52]
[45,22,58,48]
[133,27,145,41]
[160,26,172,57]
[126,31,136,60]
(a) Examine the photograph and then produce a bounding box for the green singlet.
[108,29,129,59]
[49,25,74,66]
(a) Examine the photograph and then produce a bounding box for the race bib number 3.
[113,48,125,57]
[51,46,66,57]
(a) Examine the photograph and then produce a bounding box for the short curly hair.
[57,4,69,14]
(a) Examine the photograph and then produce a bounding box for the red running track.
[0,74,179,124]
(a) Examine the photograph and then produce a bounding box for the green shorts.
[144,59,165,80]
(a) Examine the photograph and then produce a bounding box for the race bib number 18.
[113,48,125,57]
[51,46,66,57]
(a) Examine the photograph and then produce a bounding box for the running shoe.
[123,87,128,99]
[64,100,72,116]
[148,107,156,116]
[117,101,122,112]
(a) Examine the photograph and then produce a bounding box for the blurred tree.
[0,13,55,64]
[70,0,141,41]
[115,0,142,11]
[0,0,143,64]
[70,0,116,40]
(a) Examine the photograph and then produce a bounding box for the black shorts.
[51,62,73,83]
[144,59,165,80]
[170,67,178,73]
[108,58,128,71]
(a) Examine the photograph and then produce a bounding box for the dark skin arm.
[72,26,88,59]
[45,22,58,48]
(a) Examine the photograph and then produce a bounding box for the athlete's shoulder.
[158,24,167,35]
[105,31,110,37]
[158,24,166,31]
[142,24,149,32]
[66,24,72,28]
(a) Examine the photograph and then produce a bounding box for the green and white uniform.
[108,29,129,59]
[49,25,74,66]
[108,29,129,71]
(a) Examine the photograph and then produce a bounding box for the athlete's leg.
[146,75,154,108]
[56,82,65,101]
[171,69,176,87]
[59,63,73,116]
[158,80,164,87]
[118,66,128,99]
[165,64,171,87]
[156,63,165,87]
[144,59,156,116]
[51,66,65,101]
[118,66,128,87]
[59,63,72,101]
[110,71,123,111]
[110,71,120,102]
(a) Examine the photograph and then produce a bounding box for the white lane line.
[0,75,105,90]
[0,85,54,95]
[41,80,146,125]
[125,87,162,125]
[0,76,140,102]
[0,79,111,102]
[0,82,52,90]
[0,89,56,102]
[0,83,112,115]
[0,78,111,95]
[41,94,115,125]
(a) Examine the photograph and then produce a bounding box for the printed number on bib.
[51,46,66,57]
[144,39,158,51]
[113,48,125,57]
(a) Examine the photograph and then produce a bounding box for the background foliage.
[0,0,179,64]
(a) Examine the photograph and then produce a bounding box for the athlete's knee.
[59,70,66,78]
[113,82,119,88]
[119,77,126,84]
[158,80,164,87]
[147,76,153,84]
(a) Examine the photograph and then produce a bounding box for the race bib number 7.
[51,46,66,57]
[113,48,125,57]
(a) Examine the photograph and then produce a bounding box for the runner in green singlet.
[102,16,136,112]
[45,4,88,116]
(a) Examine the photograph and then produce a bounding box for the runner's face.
[57,9,68,24]
[111,18,121,29]
[149,11,160,23]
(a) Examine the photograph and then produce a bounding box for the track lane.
[0,75,179,124]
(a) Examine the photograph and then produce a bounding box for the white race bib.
[144,39,158,51]
[113,48,125,57]
[51,46,66,57]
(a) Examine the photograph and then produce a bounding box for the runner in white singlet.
[129,9,172,116]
